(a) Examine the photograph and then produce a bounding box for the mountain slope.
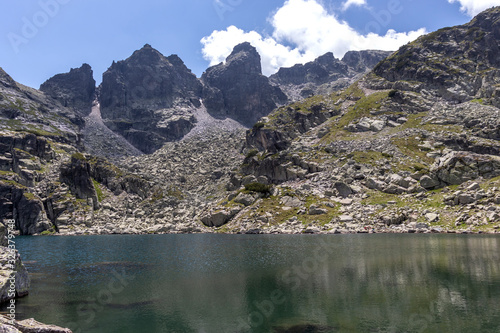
[202,6,500,234]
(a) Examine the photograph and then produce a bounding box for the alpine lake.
[4,234,500,333]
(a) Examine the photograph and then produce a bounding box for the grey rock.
[419,175,440,190]
[40,64,95,116]
[335,182,353,198]
[280,196,303,208]
[425,213,439,222]
[234,193,257,207]
[339,215,354,222]
[309,205,328,215]
[0,247,29,303]
[0,316,72,333]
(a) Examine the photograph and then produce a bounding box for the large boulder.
[431,151,500,186]
[0,316,72,333]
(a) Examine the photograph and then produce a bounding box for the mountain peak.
[225,42,262,75]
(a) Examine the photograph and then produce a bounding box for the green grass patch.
[391,136,434,164]
[348,151,391,166]
[71,152,86,161]
[92,179,104,202]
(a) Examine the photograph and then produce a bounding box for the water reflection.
[9,234,500,333]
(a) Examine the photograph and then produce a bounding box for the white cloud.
[448,0,500,17]
[342,0,367,11]
[201,0,426,76]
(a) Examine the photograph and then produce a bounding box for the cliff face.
[39,64,96,116]
[202,42,288,127]
[99,44,203,153]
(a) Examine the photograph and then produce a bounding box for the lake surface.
[6,234,500,333]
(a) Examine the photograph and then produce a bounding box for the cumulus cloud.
[342,0,367,11]
[448,0,500,16]
[201,0,426,76]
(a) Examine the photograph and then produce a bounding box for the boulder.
[200,208,241,227]
[335,182,353,198]
[0,316,72,333]
[233,193,257,206]
[309,205,328,215]
[431,151,500,186]
[419,175,440,190]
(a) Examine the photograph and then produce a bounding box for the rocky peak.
[40,63,96,116]
[225,42,262,74]
[99,44,202,153]
[341,50,394,72]
[202,42,287,127]
[270,52,348,86]
[270,50,392,101]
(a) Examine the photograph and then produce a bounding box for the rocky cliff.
[39,64,96,116]
[99,44,202,153]
[270,50,392,101]
[202,42,288,126]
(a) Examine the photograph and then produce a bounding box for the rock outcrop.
[342,50,394,72]
[372,6,500,104]
[270,50,392,101]
[202,42,288,126]
[0,316,72,333]
[39,64,96,116]
[99,44,202,153]
[59,153,99,210]
[0,246,30,303]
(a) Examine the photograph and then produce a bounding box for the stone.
[335,182,353,198]
[420,175,441,190]
[365,178,385,191]
[339,215,354,222]
[339,198,353,205]
[280,196,303,208]
[241,175,258,186]
[309,205,328,215]
[458,193,475,205]
[233,193,257,207]
[0,316,72,333]
[425,213,439,222]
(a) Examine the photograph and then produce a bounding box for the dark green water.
[7,234,500,333]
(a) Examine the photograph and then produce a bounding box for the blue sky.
[0,0,499,88]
